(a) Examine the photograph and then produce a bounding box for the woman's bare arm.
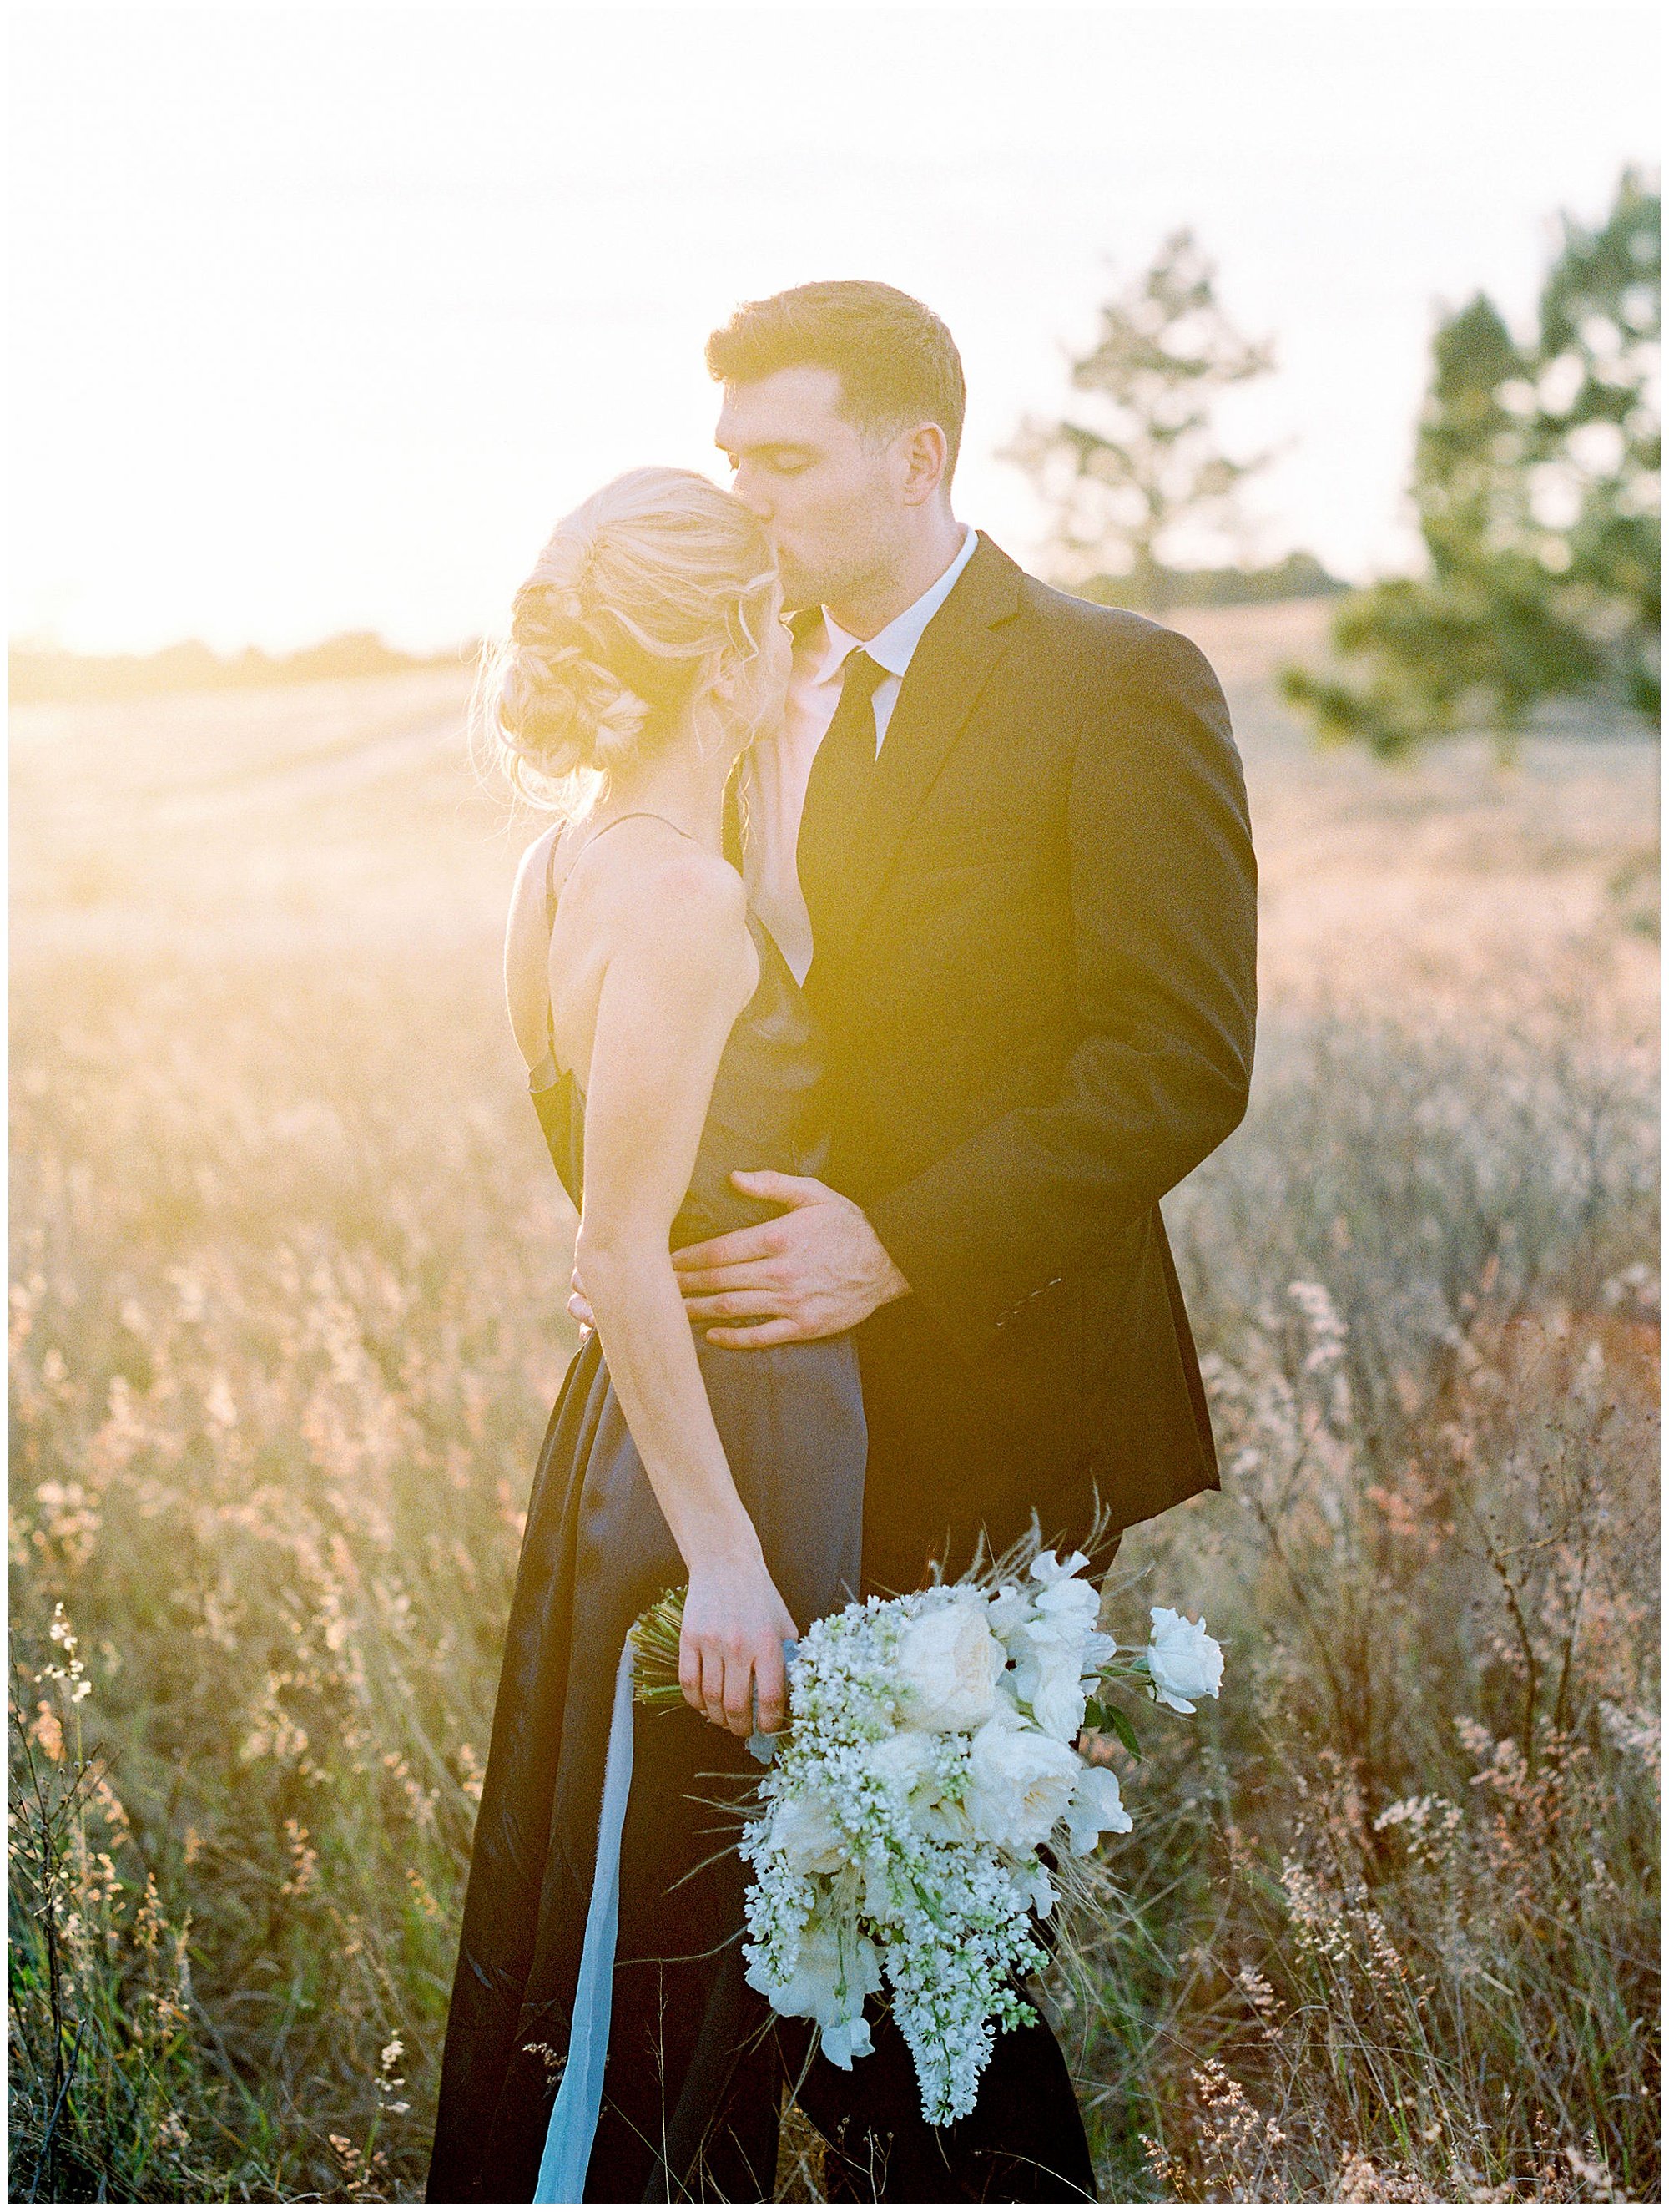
[572,845,797,1735]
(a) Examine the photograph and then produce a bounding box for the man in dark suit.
[678,282,1257,1598]
[573,280,1257,2199]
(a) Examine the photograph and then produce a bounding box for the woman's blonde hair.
[476,466,781,813]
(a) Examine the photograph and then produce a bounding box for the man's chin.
[773,552,833,615]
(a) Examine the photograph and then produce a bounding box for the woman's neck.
[591,721,738,855]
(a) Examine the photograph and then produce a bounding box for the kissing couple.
[425,280,1258,2203]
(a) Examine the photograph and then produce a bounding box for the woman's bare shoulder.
[577,825,750,980]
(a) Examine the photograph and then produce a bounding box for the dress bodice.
[527,822,828,1250]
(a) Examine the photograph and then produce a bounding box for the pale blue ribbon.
[531,1629,799,2203]
[534,1631,637,2204]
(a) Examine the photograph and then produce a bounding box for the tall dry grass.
[9,634,1657,2200]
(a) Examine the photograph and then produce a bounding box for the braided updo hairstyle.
[476,467,782,812]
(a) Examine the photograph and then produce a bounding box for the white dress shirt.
[741,523,981,983]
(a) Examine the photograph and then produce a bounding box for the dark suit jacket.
[736,533,1258,1593]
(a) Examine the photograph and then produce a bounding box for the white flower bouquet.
[630,1525,1224,2126]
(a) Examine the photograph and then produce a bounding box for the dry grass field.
[10,601,1658,2201]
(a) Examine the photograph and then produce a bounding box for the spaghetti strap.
[537,812,702,1073]
[545,811,696,927]
[582,810,698,846]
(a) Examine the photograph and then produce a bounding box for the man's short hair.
[706,280,966,481]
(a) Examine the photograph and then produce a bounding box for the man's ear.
[899,422,950,507]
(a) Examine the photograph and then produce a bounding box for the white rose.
[1147,1607,1224,1715]
[895,1593,1003,1733]
[1063,1763,1132,1855]
[964,1709,1081,1851]
[768,1791,847,1875]
[870,1728,936,1798]
[916,1792,976,1845]
[752,1916,882,2063]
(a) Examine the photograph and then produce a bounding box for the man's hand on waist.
[564,1172,910,1346]
[674,1171,910,1346]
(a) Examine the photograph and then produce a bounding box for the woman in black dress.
[426,467,867,2201]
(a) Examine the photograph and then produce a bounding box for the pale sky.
[10,2,1659,655]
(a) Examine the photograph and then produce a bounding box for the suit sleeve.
[864,622,1258,1352]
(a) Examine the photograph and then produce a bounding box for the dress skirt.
[426,1326,866,2203]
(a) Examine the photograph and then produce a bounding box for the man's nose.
[731,466,772,522]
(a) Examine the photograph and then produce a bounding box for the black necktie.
[797,648,888,948]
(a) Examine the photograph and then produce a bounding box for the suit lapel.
[806,532,1024,984]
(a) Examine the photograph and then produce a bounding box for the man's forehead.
[715,363,850,448]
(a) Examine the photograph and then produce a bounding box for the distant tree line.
[9,631,471,706]
[1015,174,1658,755]
[1284,166,1660,758]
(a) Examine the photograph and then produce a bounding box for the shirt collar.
[814,523,980,684]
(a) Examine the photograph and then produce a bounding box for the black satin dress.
[426,824,867,2203]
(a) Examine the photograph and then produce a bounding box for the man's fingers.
[729,1169,832,1205]
[704,1316,809,1350]
[671,1224,779,1274]
[673,1260,781,1297]
[682,1290,786,1324]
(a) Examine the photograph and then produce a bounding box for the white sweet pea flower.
[1010,1579,1102,1740]
[819,2011,875,2069]
[768,1791,847,1875]
[752,1917,882,2067]
[1027,1548,1092,1588]
[870,1728,937,1795]
[1063,1763,1133,1855]
[986,1582,1036,1640]
[964,1708,1080,1851]
[1033,1575,1100,1631]
[895,1593,1004,1732]
[1010,1622,1091,1743]
[1027,1860,1056,1916]
[1147,1608,1224,1715]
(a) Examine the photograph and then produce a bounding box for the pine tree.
[1006,229,1276,611]
[1284,168,1659,760]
